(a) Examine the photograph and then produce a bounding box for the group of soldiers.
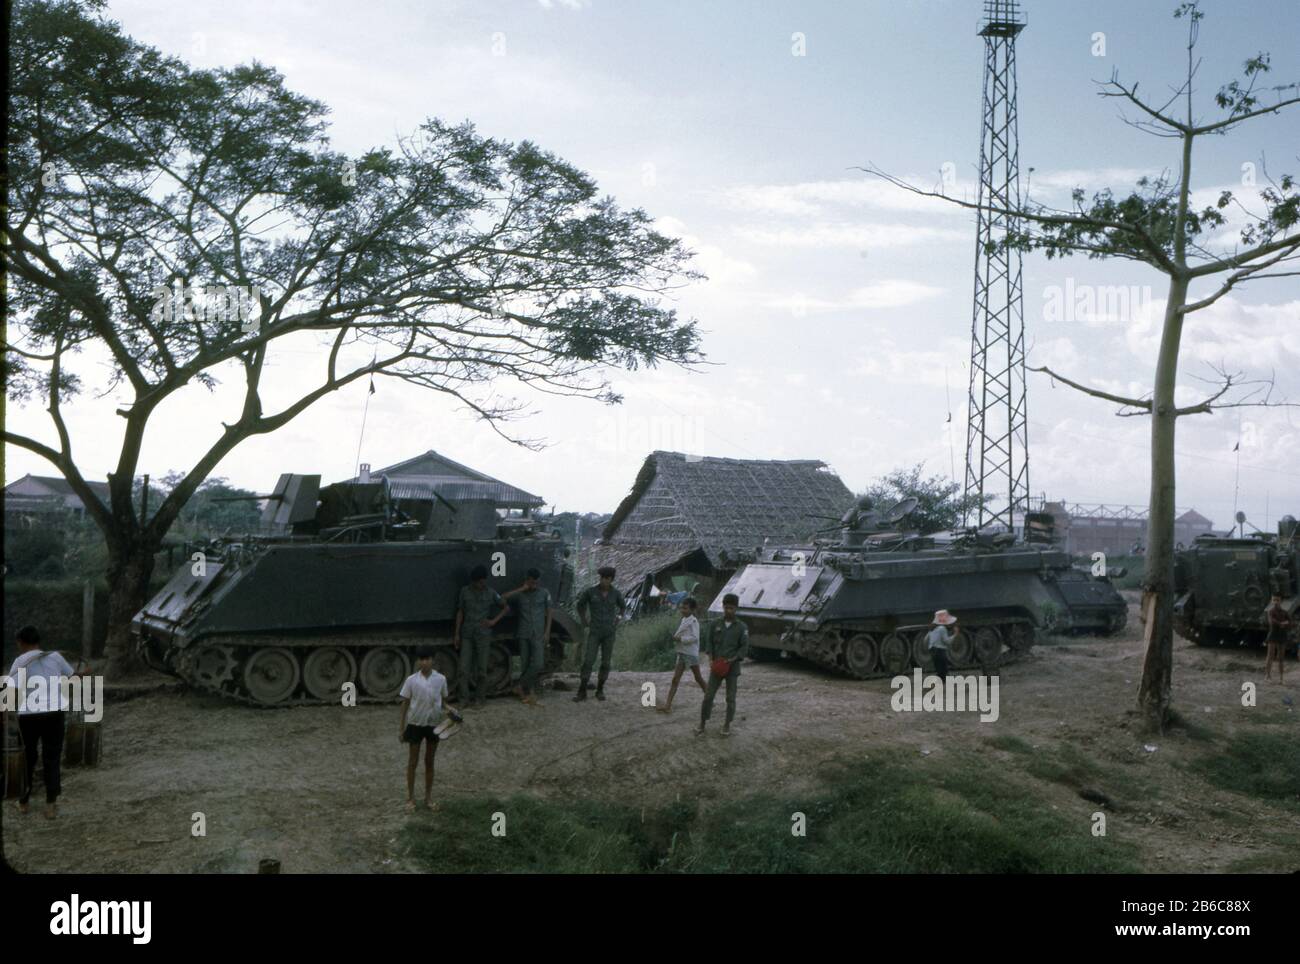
[451,565,632,706]
[450,565,748,732]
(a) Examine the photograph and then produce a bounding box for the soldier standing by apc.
[573,566,626,702]
[503,568,553,705]
[453,565,507,706]
[1264,594,1292,683]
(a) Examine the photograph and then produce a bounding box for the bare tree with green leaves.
[4,0,704,667]
[863,2,1298,728]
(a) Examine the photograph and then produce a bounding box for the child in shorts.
[398,646,462,812]
[657,598,705,713]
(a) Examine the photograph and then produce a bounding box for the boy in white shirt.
[657,598,706,713]
[398,646,461,812]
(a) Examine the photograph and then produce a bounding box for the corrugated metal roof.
[385,477,544,508]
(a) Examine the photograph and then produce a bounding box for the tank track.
[761,619,1040,680]
[154,633,570,708]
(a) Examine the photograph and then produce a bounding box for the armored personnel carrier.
[133,473,579,705]
[1173,514,1298,651]
[707,499,1128,679]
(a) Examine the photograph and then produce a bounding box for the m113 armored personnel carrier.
[707,498,1128,679]
[1173,514,1298,652]
[133,473,579,705]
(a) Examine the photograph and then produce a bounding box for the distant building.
[1042,501,1215,556]
[4,474,109,521]
[594,451,856,610]
[353,450,545,513]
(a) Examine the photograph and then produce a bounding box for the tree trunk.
[104,539,159,675]
[1138,274,1189,730]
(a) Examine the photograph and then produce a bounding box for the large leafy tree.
[866,2,1298,727]
[4,0,704,666]
[861,464,987,535]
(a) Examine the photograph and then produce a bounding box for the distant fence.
[2,579,111,667]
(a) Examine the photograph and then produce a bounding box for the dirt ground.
[5,594,1297,873]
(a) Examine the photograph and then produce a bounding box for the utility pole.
[964,0,1029,533]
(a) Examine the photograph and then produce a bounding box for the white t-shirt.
[673,615,700,656]
[399,670,447,726]
[4,650,77,714]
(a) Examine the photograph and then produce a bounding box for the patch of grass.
[399,752,1140,873]
[1022,741,1149,802]
[610,613,680,672]
[986,734,1033,754]
[1165,709,1215,742]
[1190,732,1300,809]
[1025,742,1101,788]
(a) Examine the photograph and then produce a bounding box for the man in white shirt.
[398,646,462,812]
[3,625,86,818]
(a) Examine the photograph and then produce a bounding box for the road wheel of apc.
[359,647,409,699]
[948,630,976,668]
[911,632,935,671]
[843,634,879,678]
[1006,623,1035,653]
[242,647,301,705]
[880,633,910,675]
[973,626,1003,668]
[303,646,357,700]
[192,645,238,689]
[486,642,514,694]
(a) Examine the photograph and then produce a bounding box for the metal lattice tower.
[964,0,1029,532]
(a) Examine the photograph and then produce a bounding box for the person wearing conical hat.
[926,610,960,683]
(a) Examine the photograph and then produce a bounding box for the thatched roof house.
[593,451,855,605]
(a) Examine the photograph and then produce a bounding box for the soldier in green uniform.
[502,568,553,705]
[572,566,626,702]
[453,565,507,706]
[695,592,749,737]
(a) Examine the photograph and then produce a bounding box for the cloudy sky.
[7,0,1299,530]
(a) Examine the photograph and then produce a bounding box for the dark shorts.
[403,725,440,745]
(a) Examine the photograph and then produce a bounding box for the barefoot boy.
[398,646,461,812]
[658,597,705,712]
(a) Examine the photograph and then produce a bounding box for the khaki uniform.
[700,618,749,727]
[513,587,552,694]
[457,584,502,702]
[575,584,626,694]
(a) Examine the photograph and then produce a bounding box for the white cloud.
[719,177,968,217]
[769,279,944,314]
[734,222,967,248]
